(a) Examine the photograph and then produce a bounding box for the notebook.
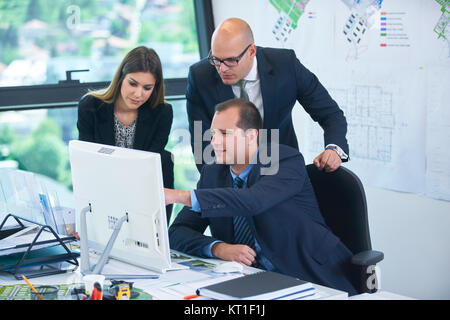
[196,271,315,300]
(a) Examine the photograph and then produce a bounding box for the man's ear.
[245,128,258,143]
[249,44,257,58]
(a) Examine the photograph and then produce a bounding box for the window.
[0,0,199,86]
[0,0,214,225]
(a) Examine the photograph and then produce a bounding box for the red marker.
[90,282,103,300]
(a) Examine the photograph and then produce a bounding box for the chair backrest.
[306,164,372,255]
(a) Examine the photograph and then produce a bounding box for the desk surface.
[0,250,349,300]
[349,291,415,300]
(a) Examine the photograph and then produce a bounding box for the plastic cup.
[82,274,105,295]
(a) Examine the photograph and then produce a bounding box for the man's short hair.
[215,98,263,131]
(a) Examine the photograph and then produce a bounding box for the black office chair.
[306,164,384,294]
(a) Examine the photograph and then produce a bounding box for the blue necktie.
[232,176,255,248]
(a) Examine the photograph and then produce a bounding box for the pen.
[184,294,200,300]
[22,275,44,300]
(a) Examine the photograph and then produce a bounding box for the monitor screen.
[69,140,171,273]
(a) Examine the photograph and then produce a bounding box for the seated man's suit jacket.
[169,144,357,295]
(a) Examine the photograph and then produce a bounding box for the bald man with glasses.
[186,18,349,172]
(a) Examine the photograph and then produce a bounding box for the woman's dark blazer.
[77,94,174,223]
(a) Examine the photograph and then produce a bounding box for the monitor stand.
[79,204,160,280]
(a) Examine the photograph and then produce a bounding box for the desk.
[0,250,348,300]
[349,291,415,300]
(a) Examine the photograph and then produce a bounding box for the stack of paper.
[0,225,73,256]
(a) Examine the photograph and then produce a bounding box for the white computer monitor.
[69,140,171,274]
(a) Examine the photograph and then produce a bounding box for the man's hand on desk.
[314,149,342,173]
[164,188,191,207]
[211,242,257,267]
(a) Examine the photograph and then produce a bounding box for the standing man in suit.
[187,18,348,172]
[166,98,358,295]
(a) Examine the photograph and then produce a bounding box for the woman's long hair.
[88,46,165,108]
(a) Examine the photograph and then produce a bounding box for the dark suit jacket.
[169,144,357,295]
[77,94,174,222]
[186,46,349,171]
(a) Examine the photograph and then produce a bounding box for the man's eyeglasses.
[208,44,252,68]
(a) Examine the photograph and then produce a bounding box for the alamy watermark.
[66,5,81,30]
[171,121,280,175]
[366,265,381,292]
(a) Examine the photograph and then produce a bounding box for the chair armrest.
[351,250,384,266]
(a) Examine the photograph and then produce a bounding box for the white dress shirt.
[231,57,264,121]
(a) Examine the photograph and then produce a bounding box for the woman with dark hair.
[77,46,174,224]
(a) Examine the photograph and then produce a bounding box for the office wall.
[364,184,450,299]
[212,0,450,299]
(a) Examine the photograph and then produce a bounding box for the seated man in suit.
[166,98,357,295]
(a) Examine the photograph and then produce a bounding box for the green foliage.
[32,118,62,139]
[180,0,198,53]
[0,124,17,160]
[78,36,95,57]
[138,0,198,53]
[0,25,18,47]
[9,118,69,186]
[2,47,21,65]
[26,0,42,21]
[0,0,29,28]
[119,0,135,5]
[11,135,67,181]
[0,124,17,145]
[110,17,128,38]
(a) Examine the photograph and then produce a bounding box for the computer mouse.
[213,261,244,274]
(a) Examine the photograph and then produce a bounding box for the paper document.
[141,274,242,300]
[0,225,73,255]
